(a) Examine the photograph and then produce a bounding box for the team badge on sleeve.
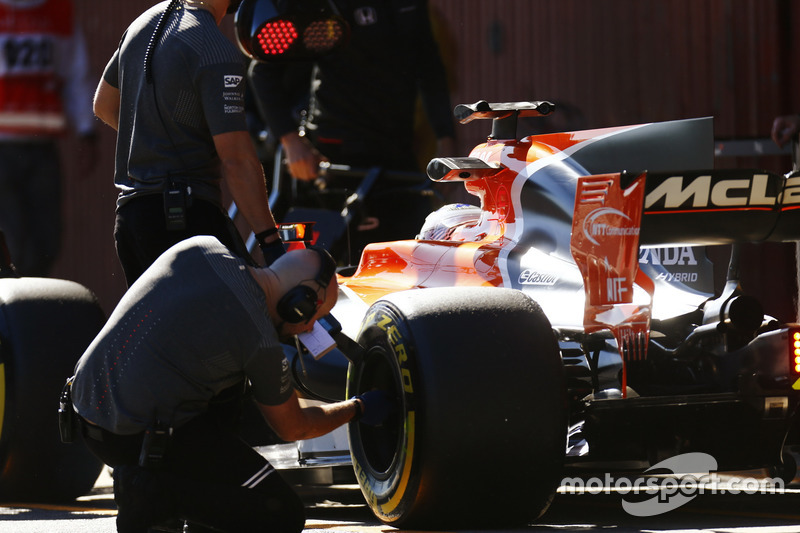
[224,75,243,88]
[222,75,245,114]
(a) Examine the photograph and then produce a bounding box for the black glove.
[355,390,397,426]
[256,228,286,266]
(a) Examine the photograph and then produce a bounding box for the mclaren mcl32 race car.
[278,100,800,529]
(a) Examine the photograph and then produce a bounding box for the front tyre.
[347,287,566,529]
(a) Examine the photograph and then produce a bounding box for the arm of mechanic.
[258,390,361,442]
[93,78,120,131]
[279,131,328,182]
[213,130,279,238]
[247,60,327,182]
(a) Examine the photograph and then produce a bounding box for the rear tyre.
[347,287,566,529]
[0,278,106,501]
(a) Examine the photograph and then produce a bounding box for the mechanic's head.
[269,247,338,339]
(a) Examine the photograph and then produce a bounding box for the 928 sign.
[0,35,55,75]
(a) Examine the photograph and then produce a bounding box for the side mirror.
[278,222,316,243]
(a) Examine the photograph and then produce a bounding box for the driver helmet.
[417,204,482,241]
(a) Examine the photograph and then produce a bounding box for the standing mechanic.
[249,0,456,253]
[0,0,97,277]
[70,236,392,533]
[93,0,284,286]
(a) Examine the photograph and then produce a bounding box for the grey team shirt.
[72,237,292,435]
[104,2,248,208]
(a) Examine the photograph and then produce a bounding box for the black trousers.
[114,194,255,287]
[0,141,62,276]
[80,412,305,533]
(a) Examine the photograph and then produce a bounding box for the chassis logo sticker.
[518,269,558,286]
[582,207,640,246]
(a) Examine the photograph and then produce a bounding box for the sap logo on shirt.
[224,75,243,89]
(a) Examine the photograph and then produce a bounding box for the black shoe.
[114,465,178,533]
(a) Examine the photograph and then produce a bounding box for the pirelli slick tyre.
[0,277,106,502]
[347,287,566,529]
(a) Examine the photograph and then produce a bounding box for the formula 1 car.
[278,100,800,529]
[232,2,800,526]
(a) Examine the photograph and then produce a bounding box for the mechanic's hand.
[771,114,800,148]
[281,131,328,182]
[259,238,286,266]
[356,390,397,426]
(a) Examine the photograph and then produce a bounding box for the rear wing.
[638,169,800,245]
[571,169,800,395]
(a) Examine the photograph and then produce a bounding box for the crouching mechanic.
[70,236,392,533]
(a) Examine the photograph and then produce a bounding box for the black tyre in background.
[0,277,106,502]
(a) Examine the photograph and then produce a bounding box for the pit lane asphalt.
[3,469,800,532]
